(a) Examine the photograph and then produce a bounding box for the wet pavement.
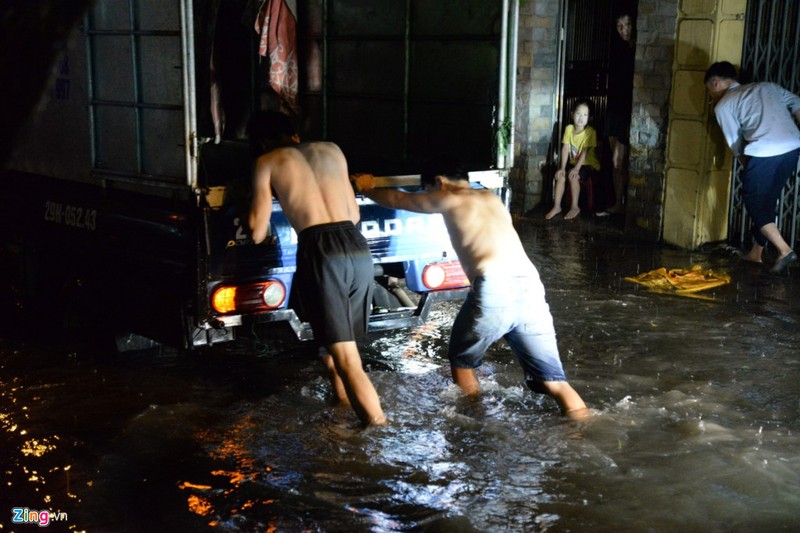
[1,211,799,532]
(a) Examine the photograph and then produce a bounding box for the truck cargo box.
[1,0,510,351]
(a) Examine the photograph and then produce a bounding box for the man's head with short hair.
[704,61,738,103]
[248,110,298,156]
[704,61,738,83]
[615,12,635,44]
[420,153,469,189]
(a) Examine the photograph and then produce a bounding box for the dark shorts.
[447,274,568,389]
[742,148,800,246]
[289,221,374,346]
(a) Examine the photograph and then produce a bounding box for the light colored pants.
[447,274,568,388]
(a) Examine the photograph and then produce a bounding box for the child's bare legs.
[564,173,581,220]
[546,172,566,220]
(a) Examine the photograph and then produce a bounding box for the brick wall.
[625,0,678,241]
[510,0,560,214]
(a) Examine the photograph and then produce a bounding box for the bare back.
[249,141,359,242]
[439,185,536,281]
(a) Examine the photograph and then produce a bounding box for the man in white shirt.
[705,61,800,273]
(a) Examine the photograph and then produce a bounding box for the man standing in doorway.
[598,10,636,217]
[705,61,800,273]
[248,110,386,426]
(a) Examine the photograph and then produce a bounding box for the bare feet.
[597,205,624,217]
[369,414,389,426]
[564,207,580,220]
[545,207,561,220]
[740,250,763,264]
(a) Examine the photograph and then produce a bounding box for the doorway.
[550,0,638,211]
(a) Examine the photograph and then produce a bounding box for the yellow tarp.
[624,265,731,297]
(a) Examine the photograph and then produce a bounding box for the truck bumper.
[196,287,469,347]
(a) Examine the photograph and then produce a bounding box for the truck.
[1,0,510,352]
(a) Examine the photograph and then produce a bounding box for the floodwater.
[2,213,799,532]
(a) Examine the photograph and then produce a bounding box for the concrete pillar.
[511,0,560,215]
[661,0,747,249]
[625,0,679,241]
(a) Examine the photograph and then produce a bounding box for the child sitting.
[546,101,601,220]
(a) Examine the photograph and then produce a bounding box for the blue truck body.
[0,163,484,350]
[202,182,472,345]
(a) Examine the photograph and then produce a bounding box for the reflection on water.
[1,215,799,531]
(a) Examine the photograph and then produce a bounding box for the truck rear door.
[86,0,196,190]
[297,0,508,174]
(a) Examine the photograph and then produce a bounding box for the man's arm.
[248,158,273,244]
[714,104,744,156]
[778,84,800,123]
[352,173,448,214]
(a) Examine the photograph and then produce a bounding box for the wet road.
[1,212,799,532]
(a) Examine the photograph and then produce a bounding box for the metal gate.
[728,1,800,250]
[558,0,617,147]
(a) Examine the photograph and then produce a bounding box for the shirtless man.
[353,155,589,418]
[248,111,386,426]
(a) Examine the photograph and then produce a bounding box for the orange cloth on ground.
[624,265,731,294]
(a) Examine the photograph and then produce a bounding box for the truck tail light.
[211,280,286,315]
[421,261,470,290]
